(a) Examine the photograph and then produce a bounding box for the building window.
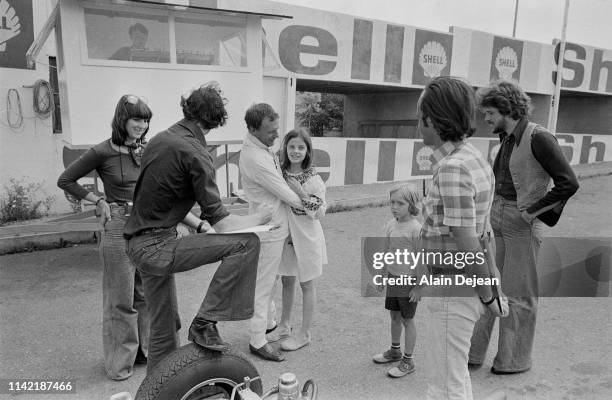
[175,16,247,67]
[84,8,170,63]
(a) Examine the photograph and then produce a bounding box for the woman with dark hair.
[265,128,327,351]
[57,94,152,381]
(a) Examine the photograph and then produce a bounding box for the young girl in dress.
[371,184,422,378]
[266,128,327,351]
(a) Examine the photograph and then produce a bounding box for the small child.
[372,184,422,378]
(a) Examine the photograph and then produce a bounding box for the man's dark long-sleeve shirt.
[124,119,229,237]
[493,118,579,214]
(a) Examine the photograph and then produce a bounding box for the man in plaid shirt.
[410,76,508,400]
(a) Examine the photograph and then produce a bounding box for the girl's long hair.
[280,128,313,171]
[111,95,153,146]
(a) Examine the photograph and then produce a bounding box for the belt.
[429,266,465,276]
[494,194,517,203]
[124,227,170,240]
[109,202,133,215]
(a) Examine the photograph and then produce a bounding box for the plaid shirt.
[422,140,494,237]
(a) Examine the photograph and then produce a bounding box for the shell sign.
[490,36,524,82]
[412,29,453,85]
[411,142,435,176]
[0,0,33,69]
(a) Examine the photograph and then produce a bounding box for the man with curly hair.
[468,80,579,375]
[124,83,272,373]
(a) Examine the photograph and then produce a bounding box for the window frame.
[78,1,251,73]
[173,12,248,68]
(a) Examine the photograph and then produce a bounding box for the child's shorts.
[385,273,418,319]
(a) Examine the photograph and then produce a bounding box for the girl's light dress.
[279,166,328,282]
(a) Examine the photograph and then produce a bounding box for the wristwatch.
[196,221,206,233]
[95,197,106,217]
[480,296,496,306]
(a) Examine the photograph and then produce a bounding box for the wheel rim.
[179,377,241,400]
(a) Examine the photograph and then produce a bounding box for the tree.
[295,92,344,136]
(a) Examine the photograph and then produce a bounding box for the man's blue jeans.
[469,196,544,372]
[126,228,260,373]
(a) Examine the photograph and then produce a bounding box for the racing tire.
[135,344,262,400]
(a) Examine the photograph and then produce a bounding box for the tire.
[135,344,263,400]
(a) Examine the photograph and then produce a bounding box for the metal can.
[278,372,299,400]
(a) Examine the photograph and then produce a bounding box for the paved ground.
[1,175,612,399]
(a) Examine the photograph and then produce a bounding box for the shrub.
[0,178,56,225]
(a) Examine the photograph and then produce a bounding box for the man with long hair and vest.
[469,80,579,375]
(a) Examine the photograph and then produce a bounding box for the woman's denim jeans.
[100,207,149,380]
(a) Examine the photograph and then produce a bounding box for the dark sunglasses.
[124,95,148,105]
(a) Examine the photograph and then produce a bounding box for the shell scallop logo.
[418,41,447,78]
[495,46,518,80]
[416,146,434,171]
[0,0,21,52]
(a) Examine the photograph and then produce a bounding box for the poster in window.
[0,0,34,69]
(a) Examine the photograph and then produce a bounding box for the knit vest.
[508,122,551,211]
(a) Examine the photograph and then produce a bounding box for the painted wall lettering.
[551,41,612,93]
[579,135,606,163]
[313,148,330,182]
[590,49,612,93]
[552,42,586,88]
[278,25,337,75]
[351,19,373,80]
[377,141,397,181]
[383,25,404,83]
[555,134,575,163]
[344,140,366,184]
